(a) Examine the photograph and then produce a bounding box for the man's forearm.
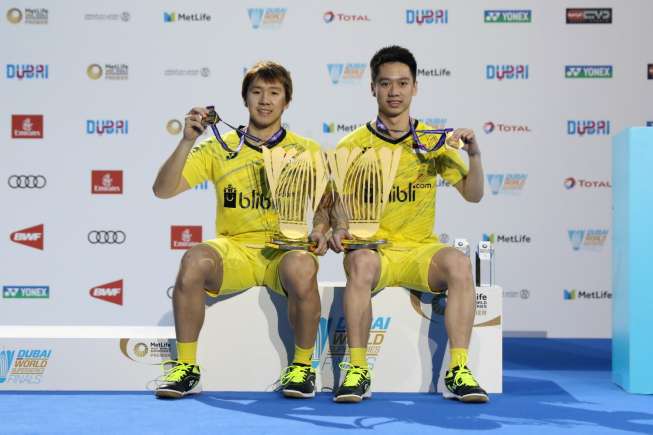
[463,153,484,202]
[153,138,195,198]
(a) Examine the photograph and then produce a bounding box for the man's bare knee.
[178,245,221,292]
[345,249,380,288]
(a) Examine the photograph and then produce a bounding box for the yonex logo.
[8,175,46,189]
[87,230,126,244]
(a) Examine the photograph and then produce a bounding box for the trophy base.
[266,239,316,251]
[343,239,389,251]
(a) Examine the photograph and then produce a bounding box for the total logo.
[5,8,48,24]
[11,115,43,139]
[328,316,391,369]
[5,64,48,79]
[3,285,49,299]
[405,9,448,25]
[483,233,531,244]
[322,122,362,134]
[483,121,531,134]
[171,226,202,250]
[10,224,44,250]
[563,289,612,300]
[323,11,370,23]
[91,170,123,194]
[90,280,123,305]
[86,119,128,135]
[486,65,529,80]
[565,65,613,79]
[486,173,527,195]
[163,11,211,22]
[247,8,286,29]
[86,63,128,80]
[563,177,611,189]
[568,229,608,251]
[0,349,52,385]
[327,63,366,84]
[567,120,610,136]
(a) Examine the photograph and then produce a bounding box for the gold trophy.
[262,145,329,250]
[327,146,402,250]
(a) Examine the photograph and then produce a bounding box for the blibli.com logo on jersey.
[329,316,391,369]
[327,63,366,84]
[247,8,286,29]
[567,120,611,136]
[568,229,609,251]
[487,174,527,195]
[0,349,52,384]
[366,182,430,204]
[223,185,271,209]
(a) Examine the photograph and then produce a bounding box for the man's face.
[371,62,417,118]
[245,77,287,129]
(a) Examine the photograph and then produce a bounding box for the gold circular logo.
[87,64,103,80]
[7,8,22,24]
[166,119,182,135]
[133,342,148,358]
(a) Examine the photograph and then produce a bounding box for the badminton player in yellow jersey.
[152,61,328,399]
[328,46,488,403]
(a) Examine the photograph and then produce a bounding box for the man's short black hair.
[370,46,417,82]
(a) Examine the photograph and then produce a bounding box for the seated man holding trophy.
[152,61,330,399]
[326,46,488,403]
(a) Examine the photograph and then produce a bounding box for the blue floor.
[2,339,653,435]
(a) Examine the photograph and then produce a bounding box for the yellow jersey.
[182,128,322,243]
[335,120,468,245]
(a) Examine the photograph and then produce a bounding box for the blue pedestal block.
[612,127,653,394]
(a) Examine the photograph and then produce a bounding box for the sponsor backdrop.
[2,1,651,342]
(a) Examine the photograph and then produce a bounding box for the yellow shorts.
[371,242,450,293]
[202,237,316,297]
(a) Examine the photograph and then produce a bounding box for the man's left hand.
[450,128,480,156]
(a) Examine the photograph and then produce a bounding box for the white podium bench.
[0,284,501,393]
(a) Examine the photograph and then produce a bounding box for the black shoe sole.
[155,384,202,399]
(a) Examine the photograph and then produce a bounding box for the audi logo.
[87,230,126,244]
[8,175,47,189]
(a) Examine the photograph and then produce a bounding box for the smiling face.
[245,77,287,130]
[371,62,417,119]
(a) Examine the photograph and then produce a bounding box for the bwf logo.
[10,224,44,250]
[90,280,123,305]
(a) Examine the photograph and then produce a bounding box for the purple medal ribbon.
[375,116,453,153]
[209,117,285,154]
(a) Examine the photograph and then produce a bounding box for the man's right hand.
[329,228,352,253]
[183,107,210,142]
